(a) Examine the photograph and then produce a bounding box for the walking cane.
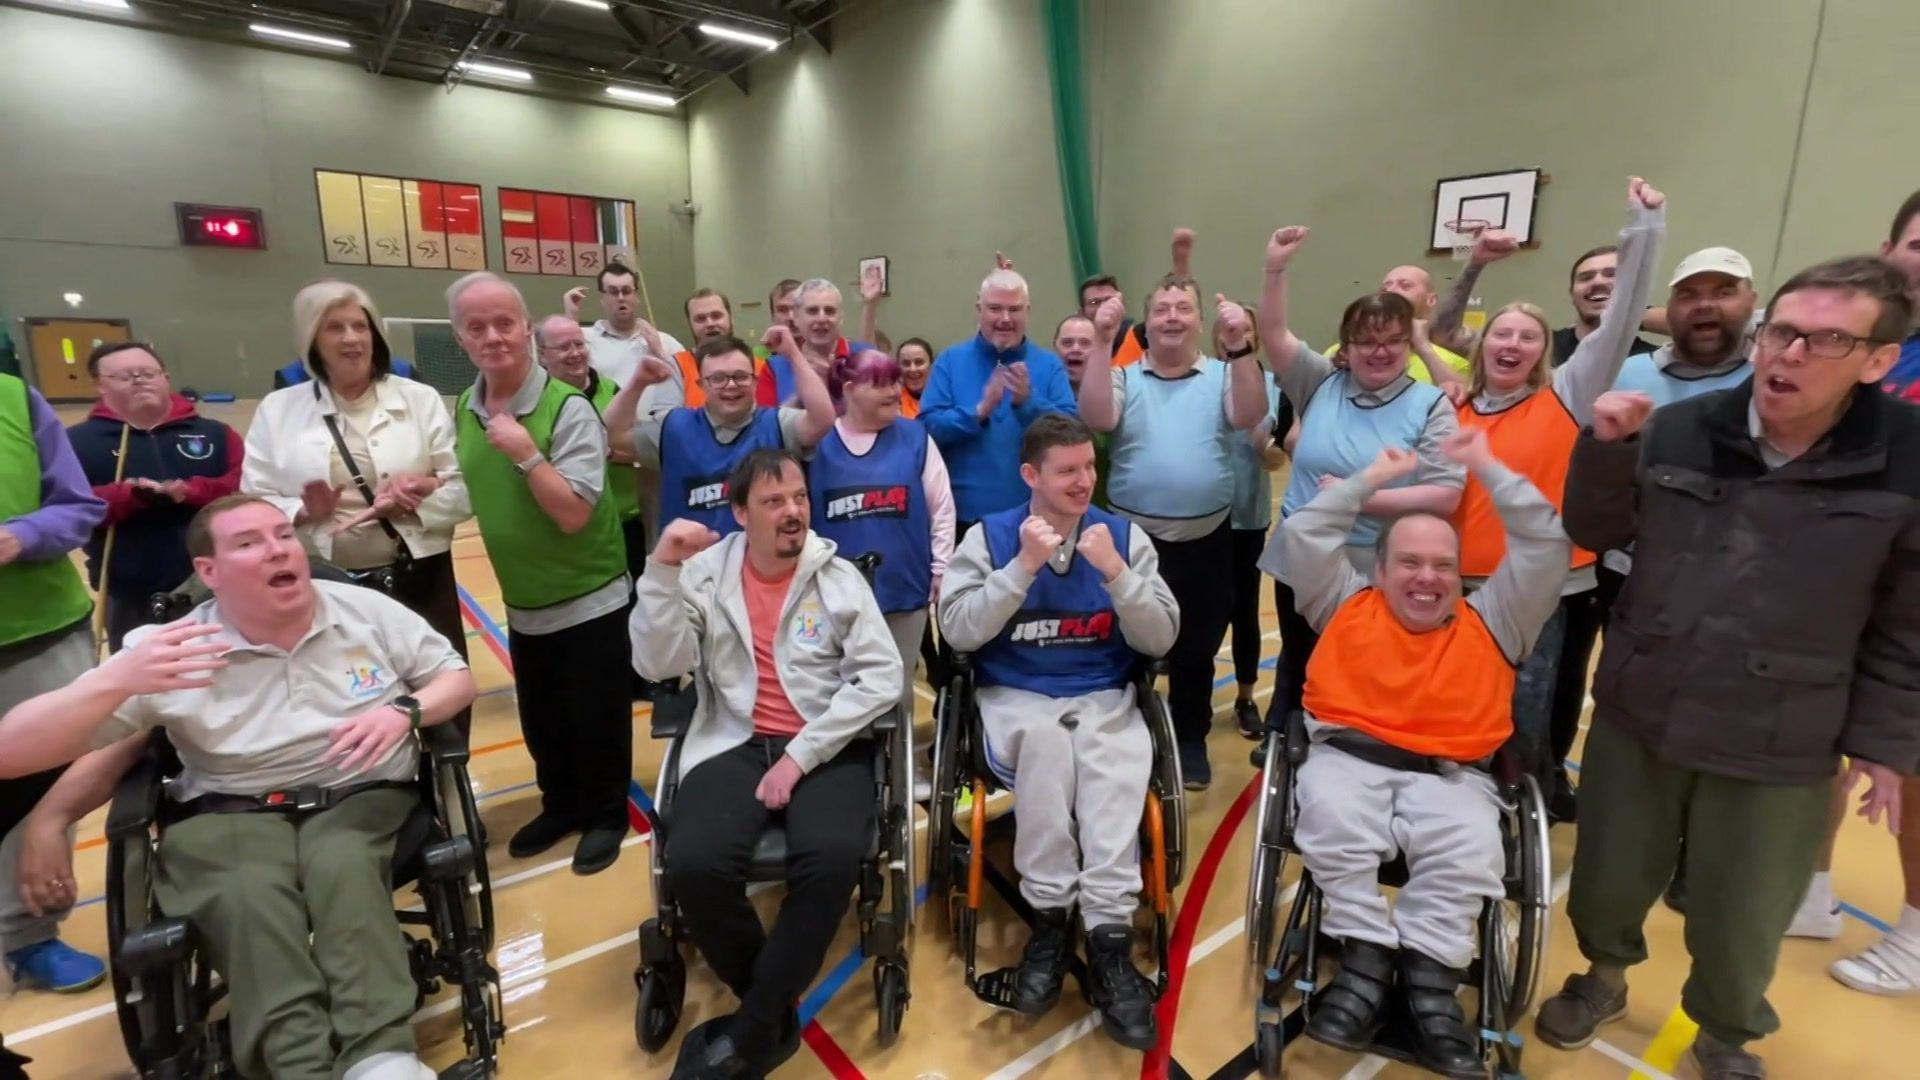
[91,423,132,659]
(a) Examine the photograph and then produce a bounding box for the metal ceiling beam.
[369,0,412,75]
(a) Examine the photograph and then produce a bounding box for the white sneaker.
[1830,932,1920,996]
[1784,895,1842,940]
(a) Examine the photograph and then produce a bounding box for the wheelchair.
[1244,710,1550,1079]
[925,653,1187,1007]
[108,570,504,1079]
[632,553,917,1052]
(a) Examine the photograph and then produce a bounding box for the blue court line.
[455,583,511,648]
[797,883,930,1025]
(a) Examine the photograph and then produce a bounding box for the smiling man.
[1539,257,1920,1080]
[1279,431,1568,1078]
[1610,246,1757,406]
[1552,246,1663,366]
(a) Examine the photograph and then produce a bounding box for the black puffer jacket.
[1566,382,1920,783]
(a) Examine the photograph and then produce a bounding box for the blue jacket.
[274,357,415,389]
[918,334,1076,522]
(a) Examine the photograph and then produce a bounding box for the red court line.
[457,592,516,671]
[801,1021,868,1080]
[1142,773,1260,1080]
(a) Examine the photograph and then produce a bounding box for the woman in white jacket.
[243,280,473,730]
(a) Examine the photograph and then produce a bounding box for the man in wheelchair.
[1277,433,1566,1078]
[937,413,1180,1049]
[631,448,903,1079]
[0,495,476,1080]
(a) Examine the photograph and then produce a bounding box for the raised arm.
[1078,297,1125,433]
[1429,229,1520,356]
[773,326,837,447]
[1257,227,1311,374]
[1216,295,1268,431]
[1357,398,1465,516]
[603,356,677,468]
[1281,450,1415,631]
[1555,179,1668,426]
[1453,430,1574,662]
[631,521,719,681]
[1563,391,1655,553]
[859,273,885,347]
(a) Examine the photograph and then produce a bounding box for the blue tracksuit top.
[917,334,1077,523]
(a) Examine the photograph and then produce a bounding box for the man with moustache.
[452,273,633,875]
[920,268,1079,529]
[1536,257,1920,1080]
[632,450,902,1079]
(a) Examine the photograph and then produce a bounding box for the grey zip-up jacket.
[632,531,904,781]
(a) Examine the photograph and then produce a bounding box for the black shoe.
[1179,741,1211,791]
[1548,769,1578,825]
[1305,939,1393,1052]
[670,1016,752,1079]
[1235,699,1263,739]
[508,812,577,859]
[1249,739,1268,768]
[572,825,626,875]
[1012,909,1074,1015]
[1085,924,1159,1050]
[1399,949,1485,1079]
[725,1007,802,1074]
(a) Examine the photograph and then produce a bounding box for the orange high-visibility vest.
[1452,389,1592,578]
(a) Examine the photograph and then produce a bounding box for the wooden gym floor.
[3,401,1910,1078]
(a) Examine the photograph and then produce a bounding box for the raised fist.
[1470,229,1520,266]
[1628,175,1666,211]
[654,518,722,567]
[1016,514,1065,575]
[1171,227,1196,276]
[1215,293,1253,352]
[1093,295,1126,339]
[1591,391,1656,443]
[635,354,677,388]
[761,325,798,357]
[1265,226,1310,273]
[1077,522,1127,580]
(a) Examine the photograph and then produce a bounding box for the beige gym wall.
[688,0,1920,351]
[0,6,694,394]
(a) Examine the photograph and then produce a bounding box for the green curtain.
[1042,0,1101,286]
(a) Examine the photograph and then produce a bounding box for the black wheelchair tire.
[634,963,685,1053]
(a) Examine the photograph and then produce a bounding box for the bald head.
[1381,265,1437,317]
[534,313,578,349]
[1373,512,1463,633]
[534,314,590,388]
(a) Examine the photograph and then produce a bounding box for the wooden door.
[23,317,131,401]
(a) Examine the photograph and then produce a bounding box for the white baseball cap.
[1669,246,1754,287]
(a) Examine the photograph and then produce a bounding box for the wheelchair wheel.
[634,960,685,1052]
[1245,732,1287,967]
[1255,1018,1285,1077]
[874,959,909,1047]
[1499,773,1552,1020]
[926,675,967,926]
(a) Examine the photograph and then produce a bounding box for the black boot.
[1085,924,1159,1050]
[1399,949,1485,1080]
[1305,939,1393,1052]
[1012,908,1074,1016]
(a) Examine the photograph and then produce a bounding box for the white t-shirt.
[100,580,467,799]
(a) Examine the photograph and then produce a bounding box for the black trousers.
[1228,527,1267,688]
[1266,577,1321,730]
[506,606,633,831]
[1154,521,1236,747]
[392,551,472,741]
[666,737,875,1028]
[1546,583,1609,773]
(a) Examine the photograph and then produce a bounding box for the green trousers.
[1568,718,1830,1046]
[153,788,419,1080]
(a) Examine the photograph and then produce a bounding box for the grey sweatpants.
[0,622,96,955]
[978,684,1150,930]
[883,607,930,723]
[1293,742,1503,970]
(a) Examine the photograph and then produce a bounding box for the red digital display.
[176,203,267,249]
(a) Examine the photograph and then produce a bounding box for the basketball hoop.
[1444,218,1491,262]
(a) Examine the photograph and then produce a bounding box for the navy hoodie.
[67,395,243,601]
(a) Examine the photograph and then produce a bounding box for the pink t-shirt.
[744,560,807,737]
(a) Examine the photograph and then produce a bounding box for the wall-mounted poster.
[498,188,638,276]
[314,170,485,270]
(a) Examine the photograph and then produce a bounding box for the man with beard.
[632,450,902,1079]
[1537,257,1920,1079]
[755,279,874,407]
[452,273,634,875]
[1610,248,1758,406]
[1553,247,1663,366]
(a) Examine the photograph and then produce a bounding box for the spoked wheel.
[1501,774,1551,1020]
[634,961,685,1053]
[1246,733,1286,967]
[926,677,966,928]
[874,960,910,1047]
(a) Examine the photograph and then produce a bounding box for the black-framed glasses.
[101,369,165,385]
[703,372,754,388]
[1756,322,1888,359]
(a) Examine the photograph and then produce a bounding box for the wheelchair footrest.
[863,918,902,961]
[422,836,478,882]
[117,918,194,975]
[969,967,1024,1010]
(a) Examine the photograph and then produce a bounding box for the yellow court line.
[1633,1004,1700,1079]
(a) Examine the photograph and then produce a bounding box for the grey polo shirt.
[464,364,630,635]
[99,580,467,800]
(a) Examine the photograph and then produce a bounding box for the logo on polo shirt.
[822,484,909,522]
[345,660,389,699]
[1007,610,1115,648]
[686,478,730,511]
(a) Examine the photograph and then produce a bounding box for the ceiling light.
[65,0,131,10]
[553,0,610,9]
[605,85,677,108]
[457,61,534,83]
[63,292,84,308]
[698,22,780,50]
[249,23,353,50]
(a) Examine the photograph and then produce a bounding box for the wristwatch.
[512,451,547,477]
[1225,344,1258,361]
[392,694,422,731]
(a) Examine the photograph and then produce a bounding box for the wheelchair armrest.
[1143,658,1169,680]
[1282,708,1310,766]
[850,552,883,585]
[949,652,972,677]
[870,704,901,734]
[104,737,169,841]
[649,677,698,739]
[419,721,470,765]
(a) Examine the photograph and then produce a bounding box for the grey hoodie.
[632,530,904,781]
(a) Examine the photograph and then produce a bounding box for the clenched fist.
[762,325,799,357]
[653,518,722,567]
[1076,522,1127,581]
[1215,293,1253,354]
[485,413,538,462]
[1265,226,1310,274]
[1591,391,1655,443]
[1016,515,1066,575]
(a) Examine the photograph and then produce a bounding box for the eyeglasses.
[101,370,165,385]
[1347,338,1409,357]
[703,372,755,388]
[1756,322,1888,359]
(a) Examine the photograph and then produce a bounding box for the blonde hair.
[1467,302,1554,399]
[289,279,389,384]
